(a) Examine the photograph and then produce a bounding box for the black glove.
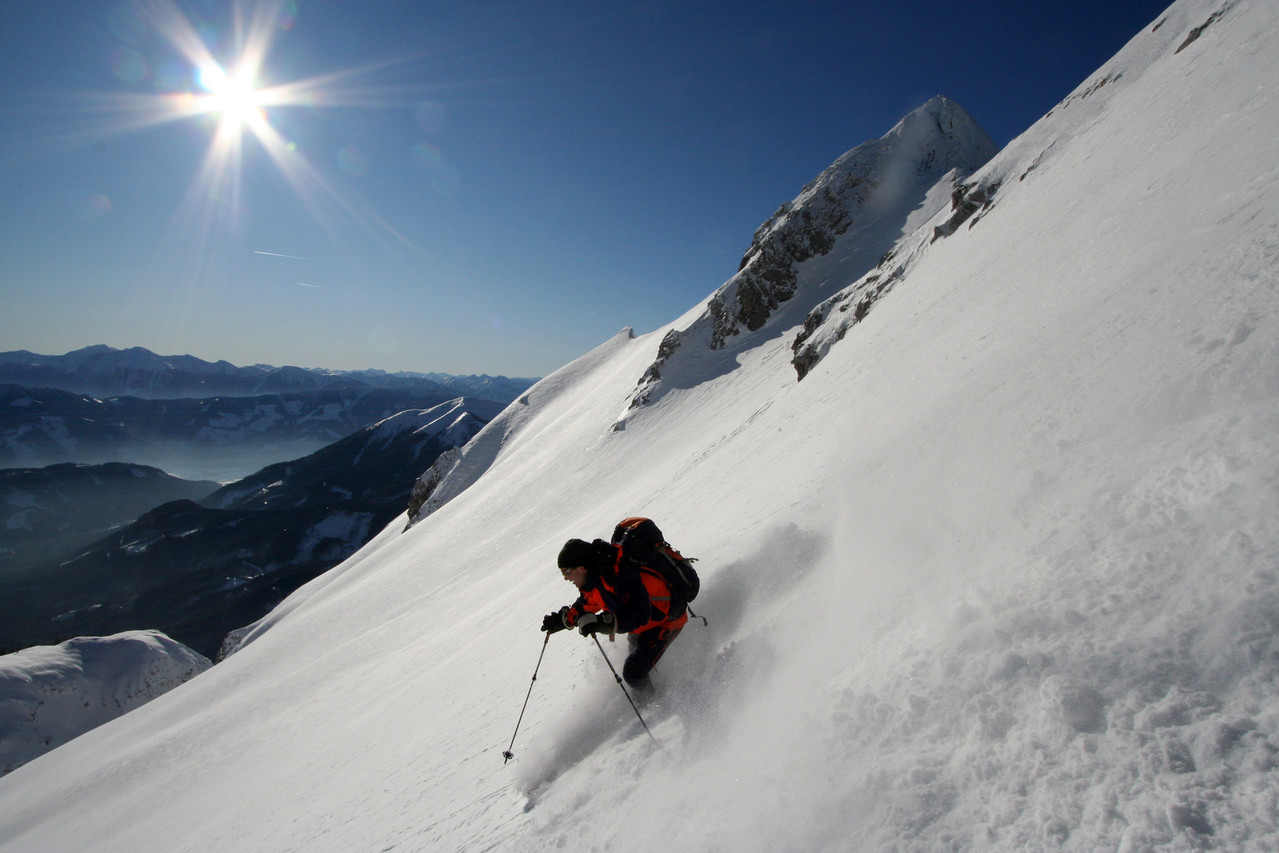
[541,607,569,634]
[577,611,616,637]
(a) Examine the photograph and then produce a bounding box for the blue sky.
[0,0,1172,378]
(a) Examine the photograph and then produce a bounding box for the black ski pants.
[622,621,684,687]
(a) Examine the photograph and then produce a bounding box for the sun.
[198,64,267,134]
[85,0,424,263]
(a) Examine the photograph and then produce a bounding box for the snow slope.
[2,0,1278,849]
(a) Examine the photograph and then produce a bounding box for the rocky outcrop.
[718,181,864,344]
[930,177,1003,242]
[405,446,462,523]
[629,96,998,409]
[791,262,906,381]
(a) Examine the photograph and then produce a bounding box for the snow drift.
[2,0,1278,850]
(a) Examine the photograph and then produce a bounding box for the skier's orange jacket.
[565,544,688,635]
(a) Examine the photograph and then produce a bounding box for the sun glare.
[76,0,425,270]
[198,64,266,130]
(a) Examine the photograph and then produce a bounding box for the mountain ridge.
[0,397,503,660]
[626,95,997,411]
[0,462,218,581]
[0,345,538,402]
[0,383,497,481]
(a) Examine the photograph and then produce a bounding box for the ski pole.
[591,634,659,746]
[502,630,551,764]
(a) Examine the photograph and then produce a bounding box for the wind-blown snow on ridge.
[2,0,1278,849]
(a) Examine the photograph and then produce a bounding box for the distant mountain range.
[0,398,503,659]
[0,347,526,657]
[0,383,484,481]
[0,345,538,402]
[0,463,218,581]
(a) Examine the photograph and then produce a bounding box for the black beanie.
[557,538,595,569]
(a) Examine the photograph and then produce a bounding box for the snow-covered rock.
[0,631,210,776]
[627,95,996,411]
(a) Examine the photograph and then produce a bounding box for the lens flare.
[74,193,112,220]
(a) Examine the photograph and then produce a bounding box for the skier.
[541,536,688,693]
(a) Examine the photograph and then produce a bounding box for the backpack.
[611,517,700,607]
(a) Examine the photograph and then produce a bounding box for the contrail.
[296,282,323,288]
[255,249,349,265]
[254,249,398,274]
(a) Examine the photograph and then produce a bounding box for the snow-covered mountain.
[0,631,209,777]
[0,462,217,580]
[0,398,503,661]
[0,345,538,401]
[0,383,477,481]
[2,0,1277,850]
[627,95,997,411]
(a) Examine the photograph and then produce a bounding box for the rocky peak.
[627,97,997,411]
